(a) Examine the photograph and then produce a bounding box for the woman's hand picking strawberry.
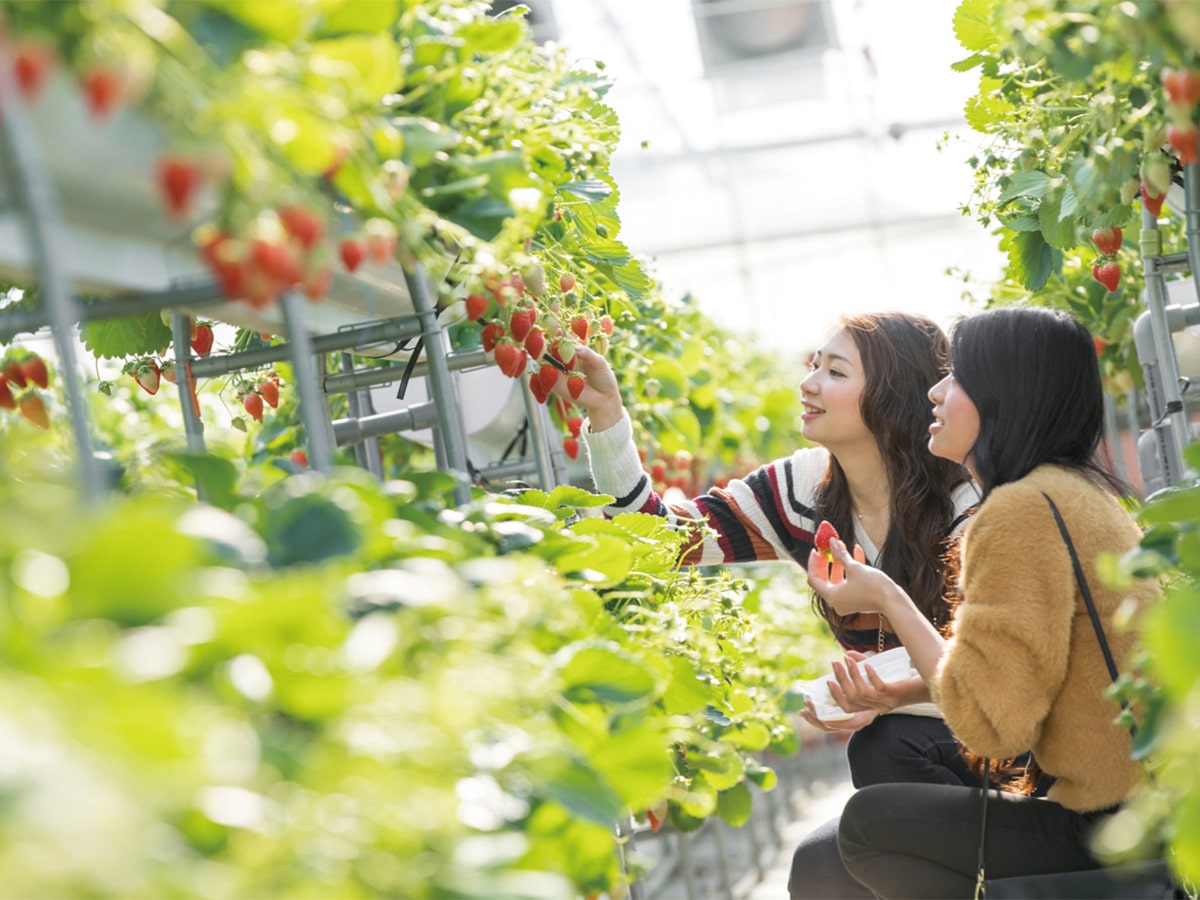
[548,345,625,431]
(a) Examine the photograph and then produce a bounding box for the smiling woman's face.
[927,370,980,475]
[799,329,871,449]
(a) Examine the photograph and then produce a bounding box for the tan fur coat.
[931,464,1155,812]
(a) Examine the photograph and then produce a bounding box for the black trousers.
[788,714,978,899]
[837,782,1111,899]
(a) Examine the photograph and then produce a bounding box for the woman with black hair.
[808,306,1156,897]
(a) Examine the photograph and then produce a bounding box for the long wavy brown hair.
[810,313,969,636]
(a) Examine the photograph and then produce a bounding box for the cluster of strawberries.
[0,352,51,429]
[8,34,132,122]
[1090,226,1123,293]
[465,264,615,459]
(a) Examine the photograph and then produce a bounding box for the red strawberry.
[304,267,331,302]
[650,460,667,483]
[1169,124,1200,165]
[0,377,13,410]
[81,65,123,119]
[159,361,177,384]
[19,394,48,429]
[567,374,585,400]
[13,40,54,101]
[20,355,48,389]
[191,323,214,357]
[5,361,27,388]
[481,322,505,353]
[563,436,580,460]
[340,239,366,273]
[278,206,323,251]
[251,238,302,287]
[243,392,264,422]
[365,231,397,265]
[646,807,664,833]
[509,307,536,342]
[1093,261,1120,292]
[551,340,577,369]
[523,327,545,360]
[157,155,204,219]
[567,416,583,437]
[1092,226,1122,256]
[537,363,560,394]
[290,450,308,467]
[529,376,550,405]
[571,316,590,343]
[259,378,280,409]
[1141,182,1166,217]
[465,293,489,322]
[814,520,840,557]
[134,362,161,395]
[559,273,575,293]
[494,342,521,378]
[1093,335,1107,356]
[1164,68,1200,108]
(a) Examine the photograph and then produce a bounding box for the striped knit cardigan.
[582,411,978,653]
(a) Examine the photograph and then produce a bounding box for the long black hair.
[950,305,1121,498]
[813,313,970,634]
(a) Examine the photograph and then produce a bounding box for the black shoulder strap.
[1040,491,1120,683]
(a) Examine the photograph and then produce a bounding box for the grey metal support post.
[403,263,471,506]
[171,311,207,455]
[339,352,384,478]
[0,59,104,500]
[1138,206,1190,487]
[280,290,335,472]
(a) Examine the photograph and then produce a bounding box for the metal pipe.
[281,291,335,472]
[0,55,103,499]
[1186,165,1200,303]
[1139,210,1189,485]
[403,264,471,506]
[0,279,224,343]
[474,457,540,482]
[332,402,438,446]
[188,315,422,379]
[322,347,489,395]
[170,310,207,454]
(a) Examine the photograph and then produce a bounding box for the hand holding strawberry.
[546,345,624,431]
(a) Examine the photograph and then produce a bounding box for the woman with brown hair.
[556,312,981,896]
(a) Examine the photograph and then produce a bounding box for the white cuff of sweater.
[582,410,644,498]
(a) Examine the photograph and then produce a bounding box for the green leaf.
[1138,485,1200,525]
[561,180,614,203]
[261,491,362,568]
[997,171,1051,205]
[1004,230,1054,292]
[310,35,403,103]
[661,656,716,715]
[716,781,753,827]
[688,743,745,791]
[963,77,1015,133]
[160,452,240,510]
[546,485,613,510]
[951,53,985,73]
[557,643,658,705]
[552,534,633,584]
[953,0,997,52]
[725,722,771,752]
[535,757,624,826]
[458,19,525,55]
[1039,188,1078,250]
[80,313,171,360]
[318,0,400,35]
[214,0,307,42]
[589,723,674,810]
[394,117,458,167]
